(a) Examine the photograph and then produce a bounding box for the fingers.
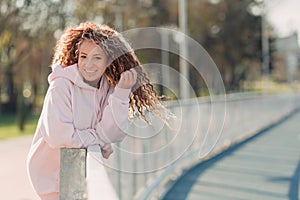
[101,143,113,159]
[117,68,137,89]
[101,149,113,159]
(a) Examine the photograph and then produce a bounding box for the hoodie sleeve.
[40,78,106,149]
[94,86,130,144]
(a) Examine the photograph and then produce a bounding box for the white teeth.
[84,69,96,73]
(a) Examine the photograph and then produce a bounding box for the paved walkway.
[162,111,300,200]
[0,135,39,200]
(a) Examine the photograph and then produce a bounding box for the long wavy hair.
[52,22,162,121]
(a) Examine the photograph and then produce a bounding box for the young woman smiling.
[26,22,161,200]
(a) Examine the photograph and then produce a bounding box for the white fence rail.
[105,92,300,200]
[60,92,300,200]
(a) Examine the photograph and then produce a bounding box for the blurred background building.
[274,32,300,82]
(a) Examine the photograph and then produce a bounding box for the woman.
[27,22,161,199]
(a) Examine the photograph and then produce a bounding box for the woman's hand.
[117,68,137,89]
[101,143,113,159]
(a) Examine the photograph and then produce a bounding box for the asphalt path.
[163,111,300,200]
[0,135,39,200]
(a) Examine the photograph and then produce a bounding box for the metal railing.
[59,92,300,200]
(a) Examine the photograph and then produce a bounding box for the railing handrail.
[59,92,300,200]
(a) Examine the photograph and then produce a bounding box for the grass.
[241,79,300,93]
[0,113,39,140]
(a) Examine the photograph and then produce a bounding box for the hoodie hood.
[48,64,109,91]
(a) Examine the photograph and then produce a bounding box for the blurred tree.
[0,0,30,113]
[188,0,263,91]
[0,0,274,122]
[114,0,264,93]
[0,0,69,130]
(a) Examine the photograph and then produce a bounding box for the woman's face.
[78,40,108,87]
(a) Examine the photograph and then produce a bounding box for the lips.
[84,69,97,73]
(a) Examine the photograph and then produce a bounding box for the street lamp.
[178,0,190,99]
[261,2,270,81]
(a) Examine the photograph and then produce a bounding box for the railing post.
[59,148,87,200]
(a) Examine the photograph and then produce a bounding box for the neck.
[84,79,100,88]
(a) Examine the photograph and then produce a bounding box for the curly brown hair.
[52,21,162,121]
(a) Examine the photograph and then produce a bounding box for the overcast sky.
[266,0,300,44]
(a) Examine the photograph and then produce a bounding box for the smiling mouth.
[84,69,97,73]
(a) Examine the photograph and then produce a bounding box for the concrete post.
[59,148,87,200]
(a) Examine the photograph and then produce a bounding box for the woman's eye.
[95,57,102,60]
[80,55,86,59]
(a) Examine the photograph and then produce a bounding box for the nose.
[82,57,94,68]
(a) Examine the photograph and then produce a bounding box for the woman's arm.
[95,69,137,143]
[95,86,130,143]
[41,69,136,149]
[40,78,106,149]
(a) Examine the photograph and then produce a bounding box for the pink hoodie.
[27,64,130,199]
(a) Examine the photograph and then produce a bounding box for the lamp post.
[261,2,269,82]
[160,28,171,97]
[178,0,190,99]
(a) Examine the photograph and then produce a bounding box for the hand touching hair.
[52,22,162,122]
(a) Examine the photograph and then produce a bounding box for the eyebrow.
[79,52,103,56]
